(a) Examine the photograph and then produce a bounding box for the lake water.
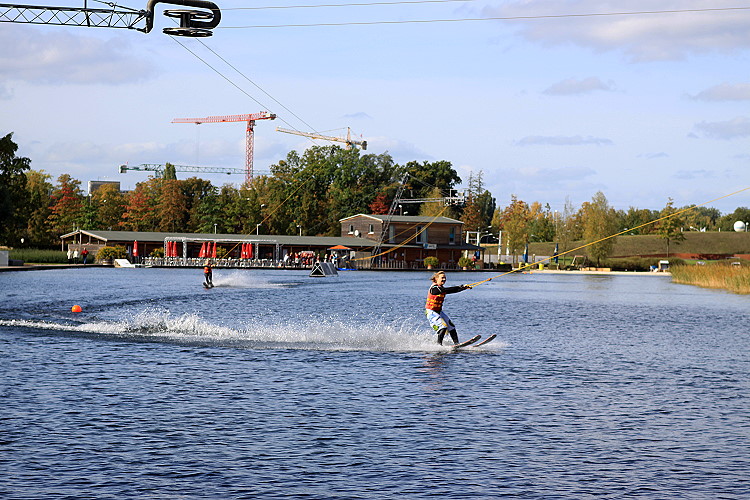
[1,268,748,499]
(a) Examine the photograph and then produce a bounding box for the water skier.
[203,260,213,288]
[425,271,471,345]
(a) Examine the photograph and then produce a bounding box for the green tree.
[460,171,495,236]
[656,198,686,258]
[620,206,658,235]
[0,133,31,246]
[163,162,177,180]
[402,160,461,199]
[579,191,618,266]
[24,169,55,247]
[555,197,579,262]
[181,177,215,232]
[681,205,720,231]
[528,202,555,242]
[717,207,750,232]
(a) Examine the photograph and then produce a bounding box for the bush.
[96,245,127,262]
[424,256,439,268]
[458,256,473,268]
[150,247,164,258]
[9,248,67,264]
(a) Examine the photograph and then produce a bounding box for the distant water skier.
[203,260,214,288]
[425,271,471,345]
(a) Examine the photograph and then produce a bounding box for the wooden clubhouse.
[60,214,482,269]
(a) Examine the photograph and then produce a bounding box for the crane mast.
[172,112,276,185]
[276,127,367,150]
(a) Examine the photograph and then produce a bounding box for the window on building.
[416,226,427,244]
[348,225,354,234]
[369,224,374,234]
[449,227,456,244]
[389,225,395,243]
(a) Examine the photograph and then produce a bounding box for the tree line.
[2,132,748,256]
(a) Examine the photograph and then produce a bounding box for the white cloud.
[343,112,373,120]
[515,135,613,146]
[690,83,750,101]
[366,136,432,163]
[482,0,750,61]
[0,25,156,85]
[674,169,717,180]
[543,77,615,95]
[638,152,669,159]
[692,117,750,140]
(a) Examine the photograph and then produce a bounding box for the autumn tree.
[122,179,158,231]
[494,195,530,265]
[48,174,84,235]
[90,183,126,230]
[156,179,187,232]
[369,192,390,214]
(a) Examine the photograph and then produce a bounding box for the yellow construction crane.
[276,127,367,150]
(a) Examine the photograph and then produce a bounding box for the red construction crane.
[172,112,276,184]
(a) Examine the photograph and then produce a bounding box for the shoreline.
[0,263,670,276]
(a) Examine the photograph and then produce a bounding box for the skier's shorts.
[425,309,456,333]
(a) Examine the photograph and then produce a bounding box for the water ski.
[203,281,214,289]
[473,334,496,347]
[451,334,481,349]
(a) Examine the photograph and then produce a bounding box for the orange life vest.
[425,289,445,312]
[204,266,211,275]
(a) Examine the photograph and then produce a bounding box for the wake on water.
[207,270,298,289]
[1,308,503,353]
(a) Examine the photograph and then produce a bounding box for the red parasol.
[133,240,138,257]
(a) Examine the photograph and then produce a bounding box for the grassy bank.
[526,232,750,257]
[670,263,750,294]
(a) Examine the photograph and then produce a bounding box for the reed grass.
[9,248,68,264]
[670,263,750,294]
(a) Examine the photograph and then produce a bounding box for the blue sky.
[2,0,749,214]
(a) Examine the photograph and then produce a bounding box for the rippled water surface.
[1,268,749,499]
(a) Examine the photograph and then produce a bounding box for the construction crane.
[0,0,221,37]
[119,163,268,178]
[172,112,276,184]
[276,127,367,150]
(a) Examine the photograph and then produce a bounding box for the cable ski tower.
[0,0,221,37]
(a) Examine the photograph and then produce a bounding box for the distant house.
[339,214,481,267]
